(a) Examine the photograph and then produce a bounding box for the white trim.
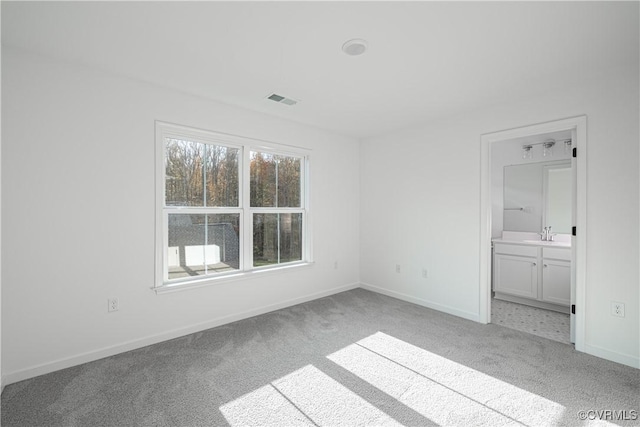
[480,116,587,351]
[583,344,640,369]
[249,208,305,213]
[573,118,587,354]
[155,121,312,291]
[359,282,480,322]
[154,261,315,294]
[2,282,359,387]
[155,121,312,156]
[155,122,165,290]
[304,155,313,263]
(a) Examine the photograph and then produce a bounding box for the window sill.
[153,261,315,295]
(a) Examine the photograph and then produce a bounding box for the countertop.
[492,238,571,248]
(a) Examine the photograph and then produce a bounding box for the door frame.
[479,116,587,353]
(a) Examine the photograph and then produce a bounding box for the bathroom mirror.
[503,161,571,234]
[544,164,572,233]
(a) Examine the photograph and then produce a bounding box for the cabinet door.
[494,254,538,299]
[542,260,570,306]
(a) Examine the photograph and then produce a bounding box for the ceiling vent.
[266,93,298,106]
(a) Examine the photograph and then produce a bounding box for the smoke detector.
[342,39,368,56]
[266,93,298,106]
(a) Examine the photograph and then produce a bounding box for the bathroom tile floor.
[491,298,571,345]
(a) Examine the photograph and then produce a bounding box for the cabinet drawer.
[494,243,538,258]
[542,247,571,261]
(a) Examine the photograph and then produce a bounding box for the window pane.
[165,138,239,207]
[252,213,302,267]
[205,145,239,207]
[277,157,301,207]
[252,213,278,266]
[279,213,302,263]
[168,213,240,280]
[165,138,205,207]
[250,152,277,207]
[250,152,301,207]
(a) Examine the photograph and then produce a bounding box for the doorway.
[479,116,587,352]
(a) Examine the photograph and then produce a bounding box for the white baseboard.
[3,282,360,387]
[6,282,634,388]
[583,343,640,369]
[359,282,480,322]
[360,285,640,369]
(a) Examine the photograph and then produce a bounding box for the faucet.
[539,227,548,241]
[539,226,556,241]
[547,226,556,242]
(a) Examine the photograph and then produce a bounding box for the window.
[156,122,310,289]
[250,151,303,267]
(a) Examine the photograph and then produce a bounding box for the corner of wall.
[359,282,480,323]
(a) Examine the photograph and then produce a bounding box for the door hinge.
[572,226,576,236]
[571,304,576,314]
[572,147,577,158]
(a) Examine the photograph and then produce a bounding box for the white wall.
[1,48,361,383]
[360,64,639,367]
[2,41,638,385]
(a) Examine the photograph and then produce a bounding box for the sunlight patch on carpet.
[273,365,402,426]
[221,331,569,426]
[219,384,314,427]
[328,332,567,426]
[220,364,401,427]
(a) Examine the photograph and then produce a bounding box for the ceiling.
[2,1,638,139]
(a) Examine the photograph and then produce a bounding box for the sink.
[522,240,570,247]
[495,233,571,247]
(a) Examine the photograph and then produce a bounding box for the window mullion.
[163,210,169,283]
[204,214,209,275]
[203,143,207,207]
[242,146,253,269]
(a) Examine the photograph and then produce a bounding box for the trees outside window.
[250,152,302,267]
[156,123,309,288]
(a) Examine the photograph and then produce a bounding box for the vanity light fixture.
[521,138,569,159]
[542,139,555,157]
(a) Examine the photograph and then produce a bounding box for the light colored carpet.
[491,298,571,345]
[2,289,639,426]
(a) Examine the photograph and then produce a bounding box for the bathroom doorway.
[479,117,587,352]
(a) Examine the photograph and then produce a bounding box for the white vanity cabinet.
[493,244,538,299]
[541,247,571,306]
[493,241,571,313]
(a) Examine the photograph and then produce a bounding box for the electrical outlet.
[395,264,401,273]
[422,268,428,279]
[611,302,625,317]
[108,298,119,313]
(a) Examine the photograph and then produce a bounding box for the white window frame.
[155,122,312,293]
